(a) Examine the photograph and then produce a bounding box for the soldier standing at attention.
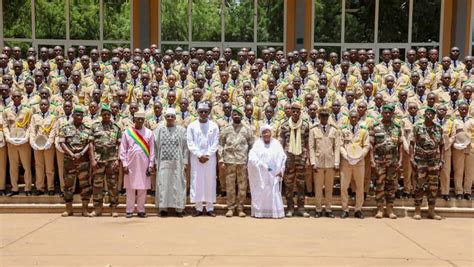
[370,104,403,219]
[58,107,92,217]
[219,108,254,218]
[410,107,444,220]
[88,104,122,217]
[279,102,311,218]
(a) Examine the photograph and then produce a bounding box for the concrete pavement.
[1,214,473,266]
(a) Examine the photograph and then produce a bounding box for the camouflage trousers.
[413,159,440,207]
[374,162,398,206]
[284,153,306,211]
[92,161,119,208]
[225,164,247,211]
[63,155,91,203]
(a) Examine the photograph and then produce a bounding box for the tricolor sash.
[126,128,150,158]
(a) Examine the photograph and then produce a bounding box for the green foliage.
[104,0,131,40]
[345,0,375,43]
[314,0,341,43]
[257,0,284,42]
[70,0,100,40]
[161,0,189,41]
[378,0,409,43]
[411,0,441,42]
[35,0,66,39]
[224,0,254,42]
[3,0,31,38]
[192,0,221,42]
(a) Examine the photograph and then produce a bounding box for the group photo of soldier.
[0,44,472,220]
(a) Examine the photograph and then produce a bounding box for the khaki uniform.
[218,123,254,212]
[308,123,341,212]
[400,115,421,194]
[452,117,474,195]
[29,112,57,192]
[340,123,370,212]
[55,114,73,192]
[436,117,455,195]
[0,114,7,191]
[3,104,33,192]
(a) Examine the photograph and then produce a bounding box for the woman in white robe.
[248,125,287,218]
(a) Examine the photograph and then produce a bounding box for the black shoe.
[206,211,216,217]
[325,211,335,218]
[364,192,367,200]
[59,192,64,197]
[35,191,45,196]
[7,191,19,197]
[126,212,133,218]
[176,212,183,218]
[159,211,168,217]
[137,212,147,218]
[314,212,323,218]
[456,194,463,200]
[464,194,471,200]
[350,192,356,200]
[354,210,364,219]
[340,211,349,219]
[0,190,5,196]
[442,194,451,201]
[309,192,315,197]
[25,191,32,196]
[48,190,55,196]
[192,211,203,217]
[402,192,410,199]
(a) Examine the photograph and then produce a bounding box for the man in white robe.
[248,125,287,218]
[186,102,219,216]
[154,108,188,217]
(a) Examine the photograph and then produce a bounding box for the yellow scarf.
[40,115,56,134]
[15,108,31,128]
[288,118,303,155]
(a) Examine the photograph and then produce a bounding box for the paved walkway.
[1,214,473,266]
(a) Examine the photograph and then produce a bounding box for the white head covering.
[134,110,146,118]
[260,124,272,136]
[165,108,176,116]
[198,102,209,110]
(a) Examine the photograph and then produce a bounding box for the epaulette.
[373,121,380,126]
[393,122,401,128]
[340,125,348,129]
[360,125,368,130]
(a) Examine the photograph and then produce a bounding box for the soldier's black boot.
[62,203,73,217]
[82,200,90,217]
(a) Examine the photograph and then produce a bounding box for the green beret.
[101,104,112,113]
[382,104,394,111]
[232,107,243,116]
[73,106,85,113]
[425,107,436,114]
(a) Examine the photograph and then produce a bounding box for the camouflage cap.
[232,107,243,116]
[73,106,85,114]
[101,104,112,113]
[424,107,436,114]
[382,104,395,111]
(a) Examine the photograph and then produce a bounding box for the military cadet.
[279,102,311,217]
[89,104,122,217]
[435,105,455,201]
[219,108,254,217]
[55,101,73,196]
[29,99,57,195]
[452,103,473,200]
[340,111,370,219]
[399,102,420,198]
[0,112,7,195]
[410,107,444,220]
[308,108,341,218]
[59,106,92,217]
[371,104,403,219]
[3,91,33,196]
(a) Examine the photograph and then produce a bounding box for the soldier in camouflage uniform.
[370,104,403,219]
[219,107,254,217]
[58,106,92,217]
[88,104,122,217]
[410,107,444,220]
[279,102,311,217]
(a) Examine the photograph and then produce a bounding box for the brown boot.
[427,205,442,220]
[82,201,90,217]
[413,206,421,220]
[62,203,73,217]
[387,204,397,219]
[89,204,103,217]
[375,206,384,219]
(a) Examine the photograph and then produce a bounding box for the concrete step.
[1,203,472,218]
[1,195,472,208]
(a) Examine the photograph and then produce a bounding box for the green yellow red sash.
[126,128,150,158]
